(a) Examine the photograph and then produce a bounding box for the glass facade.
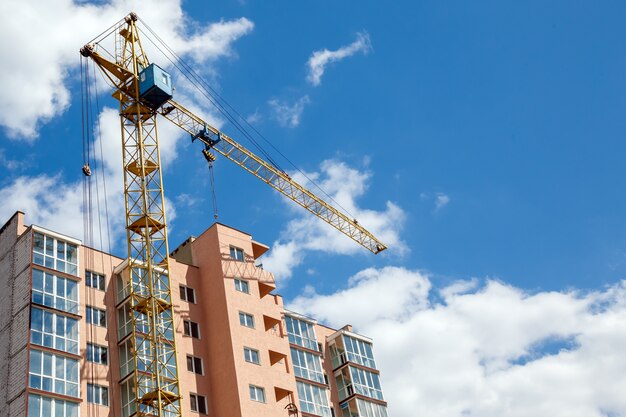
[28,394,79,417]
[350,366,384,401]
[291,347,325,384]
[31,268,79,314]
[28,349,79,397]
[33,231,78,275]
[30,306,79,355]
[285,315,318,351]
[297,381,332,417]
[356,398,389,417]
[344,335,376,369]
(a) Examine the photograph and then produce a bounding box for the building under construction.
[0,211,389,417]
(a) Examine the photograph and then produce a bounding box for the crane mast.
[82,14,182,417]
[81,12,386,417]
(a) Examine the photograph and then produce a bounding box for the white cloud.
[0,175,83,238]
[289,268,626,417]
[435,192,450,210]
[268,95,310,128]
[262,160,406,280]
[306,31,372,86]
[0,0,253,139]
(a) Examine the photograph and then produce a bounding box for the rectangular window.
[183,320,200,338]
[186,355,203,375]
[33,231,78,275]
[87,383,109,406]
[31,268,79,314]
[30,306,79,355]
[234,278,249,294]
[291,347,325,384]
[356,398,389,417]
[121,379,136,417]
[85,270,106,291]
[344,335,376,368]
[180,285,196,303]
[229,246,245,261]
[190,393,208,414]
[86,306,107,327]
[297,381,332,417]
[87,343,108,365]
[28,349,79,397]
[28,394,79,417]
[244,347,260,365]
[349,366,384,401]
[239,312,254,328]
[285,315,318,350]
[249,385,266,403]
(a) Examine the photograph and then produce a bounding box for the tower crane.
[80,12,386,417]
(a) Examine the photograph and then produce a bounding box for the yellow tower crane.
[80,12,386,417]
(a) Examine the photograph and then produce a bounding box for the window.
[85,270,106,291]
[186,355,203,374]
[297,381,331,417]
[234,278,249,294]
[86,306,106,327]
[229,246,245,261]
[183,320,200,338]
[30,306,79,355]
[190,393,208,414]
[33,231,78,275]
[180,285,196,303]
[87,383,109,406]
[356,398,389,417]
[28,394,79,417]
[285,315,318,350]
[291,348,324,384]
[244,347,260,365]
[31,268,79,314]
[29,349,79,397]
[344,335,376,368]
[349,366,383,401]
[249,385,266,403]
[87,343,108,365]
[239,312,254,328]
[121,379,136,417]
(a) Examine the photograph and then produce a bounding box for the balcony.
[220,254,276,295]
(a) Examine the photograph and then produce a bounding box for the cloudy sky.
[2,1,626,416]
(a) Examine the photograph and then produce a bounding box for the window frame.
[86,305,107,327]
[189,393,208,414]
[87,342,108,365]
[229,246,245,261]
[87,383,109,407]
[239,311,255,329]
[183,320,201,339]
[30,306,79,355]
[234,278,250,294]
[186,354,204,375]
[179,285,197,304]
[28,349,79,398]
[244,347,260,365]
[85,270,106,291]
[31,268,79,314]
[249,384,266,403]
[32,231,79,276]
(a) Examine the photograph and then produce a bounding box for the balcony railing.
[221,254,275,286]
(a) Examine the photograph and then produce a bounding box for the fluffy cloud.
[435,192,450,210]
[289,267,626,417]
[263,160,406,280]
[306,31,372,86]
[268,95,310,128]
[0,0,253,139]
[0,0,252,246]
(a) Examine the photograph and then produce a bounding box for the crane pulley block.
[192,125,222,148]
[139,63,173,109]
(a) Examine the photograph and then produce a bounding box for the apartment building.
[0,211,388,417]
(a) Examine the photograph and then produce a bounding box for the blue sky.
[2,1,626,416]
